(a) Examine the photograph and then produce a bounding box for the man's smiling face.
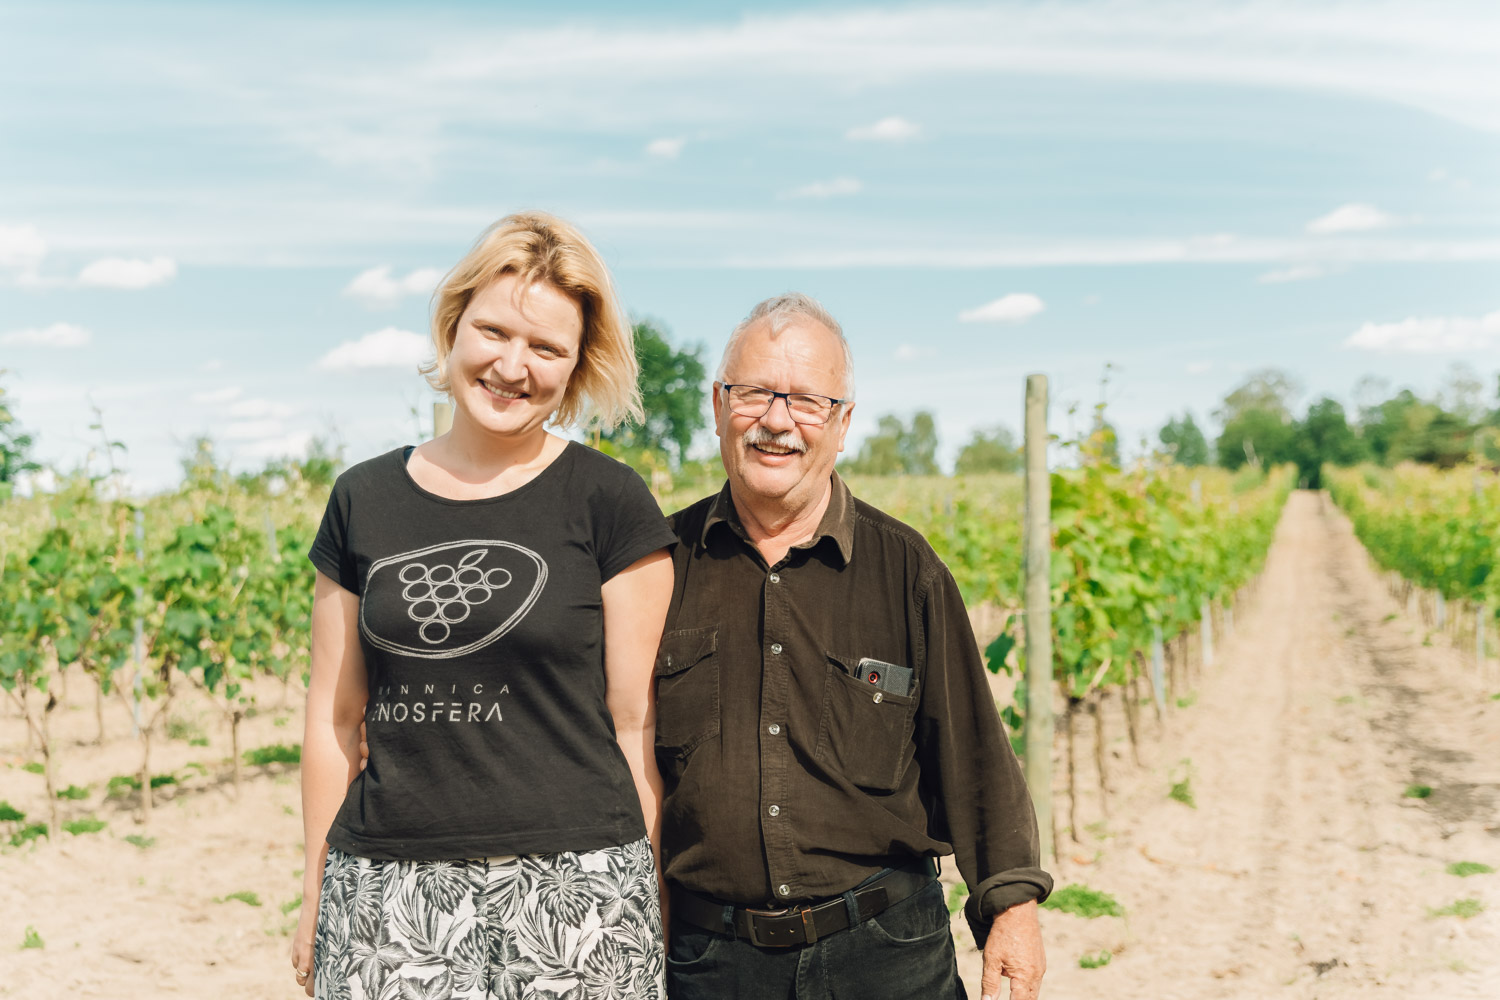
[714,315,853,514]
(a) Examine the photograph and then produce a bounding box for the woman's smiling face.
[447,273,584,441]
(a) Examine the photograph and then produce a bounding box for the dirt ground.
[2,490,1497,999]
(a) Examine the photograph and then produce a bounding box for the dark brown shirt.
[656,474,1051,943]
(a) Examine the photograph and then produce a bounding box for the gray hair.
[715,292,856,400]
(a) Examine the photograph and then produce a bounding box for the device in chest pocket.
[855,657,913,697]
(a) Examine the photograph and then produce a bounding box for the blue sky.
[2,0,1498,491]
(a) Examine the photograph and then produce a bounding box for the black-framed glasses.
[718,382,850,425]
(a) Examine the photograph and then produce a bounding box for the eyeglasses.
[718,383,850,425]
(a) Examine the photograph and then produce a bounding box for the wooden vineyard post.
[1480,604,1490,676]
[433,401,454,438]
[1150,624,1167,717]
[1200,598,1215,670]
[1023,374,1054,863]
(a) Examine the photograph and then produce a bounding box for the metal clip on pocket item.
[855,657,913,696]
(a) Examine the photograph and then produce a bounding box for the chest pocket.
[814,652,918,793]
[654,627,720,758]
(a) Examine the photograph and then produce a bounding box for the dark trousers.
[665,879,967,1000]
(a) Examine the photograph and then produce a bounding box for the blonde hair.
[423,211,642,430]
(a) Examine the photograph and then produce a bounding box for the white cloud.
[1344,309,1500,353]
[0,224,47,269]
[0,322,92,348]
[893,344,933,362]
[786,177,862,199]
[190,386,243,404]
[228,397,298,419]
[646,137,685,159]
[1186,361,1214,374]
[76,256,177,289]
[343,266,443,307]
[1257,264,1326,284]
[223,419,286,441]
[317,327,431,370]
[201,359,226,372]
[846,117,920,142]
[236,430,316,462]
[1306,203,1396,235]
[958,293,1046,324]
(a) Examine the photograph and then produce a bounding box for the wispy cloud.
[893,344,933,362]
[785,177,862,199]
[1306,203,1396,235]
[1257,264,1327,284]
[646,137,685,159]
[228,398,298,419]
[316,327,430,370]
[1186,361,1214,374]
[76,256,177,289]
[0,322,92,348]
[190,386,243,404]
[344,266,443,307]
[958,293,1046,324]
[1344,309,1500,353]
[846,117,920,142]
[0,223,47,269]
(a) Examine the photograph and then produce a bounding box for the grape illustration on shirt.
[360,539,547,660]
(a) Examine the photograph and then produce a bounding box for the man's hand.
[358,721,368,771]
[979,899,1045,1000]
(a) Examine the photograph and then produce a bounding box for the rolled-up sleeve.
[914,564,1053,946]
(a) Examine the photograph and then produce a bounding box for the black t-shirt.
[308,441,676,860]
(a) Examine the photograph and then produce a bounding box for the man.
[655,292,1051,999]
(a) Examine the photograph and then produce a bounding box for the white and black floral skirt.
[314,838,664,1000]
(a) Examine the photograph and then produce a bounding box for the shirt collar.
[701,471,856,567]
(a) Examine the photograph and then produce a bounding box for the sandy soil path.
[953,491,1499,998]
[2,490,1496,999]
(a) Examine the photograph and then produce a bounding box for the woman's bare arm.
[291,570,368,996]
[601,549,674,929]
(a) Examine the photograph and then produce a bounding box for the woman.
[292,212,676,999]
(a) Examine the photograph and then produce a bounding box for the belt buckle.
[743,905,817,948]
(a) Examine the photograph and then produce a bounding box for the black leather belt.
[670,859,937,949]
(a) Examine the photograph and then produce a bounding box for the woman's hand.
[290,897,316,996]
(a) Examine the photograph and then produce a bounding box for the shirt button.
[778,885,790,897]
[873,691,884,704]
[771,643,783,655]
[768,724,781,736]
[769,573,780,584]
[768,804,781,817]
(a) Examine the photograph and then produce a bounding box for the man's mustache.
[743,427,807,453]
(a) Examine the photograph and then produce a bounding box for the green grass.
[1445,862,1495,878]
[21,762,44,775]
[166,716,207,744]
[274,715,290,728]
[1404,784,1433,799]
[55,784,90,801]
[1490,692,1500,701]
[0,801,25,823]
[61,817,106,836]
[244,743,301,766]
[21,925,43,950]
[189,737,209,747]
[1168,759,1197,808]
[1175,693,1197,709]
[123,834,156,849]
[9,823,48,847]
[217,890,263,907]
[1079,950,1112,969]
[1335,694,1357,705]
[280,895,303,915]
[945,883,969,916]
[1040,884,1124,919]
[106,773,178,798]
[1428,898,1484,919]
